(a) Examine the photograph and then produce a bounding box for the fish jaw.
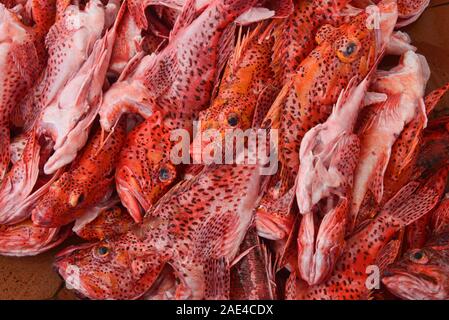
[31,182,79,227]
[255,186,296,241]
[255,207,294,241]
[297,199,348,286]
[115,169,148,223]
[382,266,449,300]
[115,162,175,223]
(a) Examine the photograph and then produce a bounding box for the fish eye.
[227,113,239,127]
[337,39,360,63]
[344,42,357,57]
[96,246,109,257]
[159,166,171,182]
[410,250,428,264]
[77,193,85,204]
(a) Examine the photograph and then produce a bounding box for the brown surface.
[0,0,449,300]
[0,248,63,300]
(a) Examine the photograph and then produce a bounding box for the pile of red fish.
[1,0,448,300]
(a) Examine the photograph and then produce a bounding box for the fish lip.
[382,268,443,299]
[116,175,149,223]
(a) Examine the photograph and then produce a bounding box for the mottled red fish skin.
[126,0,183,30]
[30,0,58,65]
[383,83,449,202]
[404,213,431,250]
[138,0,260,129]
[383,198,449,300]
[55,232,170,300]
[31,121,127,228]
[17,1,106,129]
[197,22,276,145]
[116,112,177,221]
[76,206,135,241]
[293,168,448,299]
[271,0,350,84]
[0,219,67,256]
[283,14,375,185]
[397,0,428,16]
[100,0,261,135]
[55,164,261,299]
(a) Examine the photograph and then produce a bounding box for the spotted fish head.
[296,0,397,105]
[31,172,112,227]
[116,112,177,223]
[197,96,254,134]
[54,232,168,300]
[382,234,449,300]
[191,98,255,162]
[295,12,379,107]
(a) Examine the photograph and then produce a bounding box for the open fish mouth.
[115,175,149,223]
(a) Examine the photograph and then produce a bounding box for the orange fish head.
[191,97,254,161]
[198,96,254,135]
[116,113,177,223]
[54,234,168,300]
[312,0,398,85]
[116,161,177,223]
[32,172,108,227]
[299,12,378,106]
[382,236,449,300]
